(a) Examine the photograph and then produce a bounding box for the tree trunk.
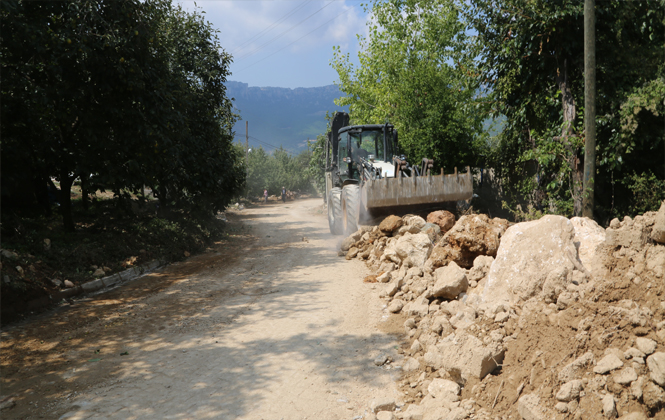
[80,173,90,211]
[59,172,75,232]
[556,58,583,216]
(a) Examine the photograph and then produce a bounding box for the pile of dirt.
[343,201,665,420]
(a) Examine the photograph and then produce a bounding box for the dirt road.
[1,198,404,420]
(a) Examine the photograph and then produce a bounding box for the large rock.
[482,215,580,311]
[635,337,657,355]
[395,233,433,268]
[467,255,494,283]
[423,330,504,382]
[570,217,606,277]
[434,214,509,269]
[650,200,665,243]
[427,210,456,234]
[380,215,403,233]
[646,352,665,387]
[643,381,665,410]
[432,262,468,299]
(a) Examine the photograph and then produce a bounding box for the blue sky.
[178,0,368,88]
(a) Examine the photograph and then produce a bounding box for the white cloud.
[178,1,365,60]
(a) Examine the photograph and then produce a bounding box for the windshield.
[349,130,384,161]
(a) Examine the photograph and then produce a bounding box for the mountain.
[226,81,348,153]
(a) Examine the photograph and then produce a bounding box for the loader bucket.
[361,167,473,210]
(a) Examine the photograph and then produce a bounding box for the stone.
[642,381,665,410]
[438,214,509,269]
[51,278,63,287]
[594,354,624,374]
[401,404,424,420]
[613,367,638,385]
[558,352,595,382]
[630,376,645,400]
[410,339,422,353]
[624,347,646,360]
[92,268,106,277]
[421,223,441,242]
[646,352,665,386]
[449,307,477,330]
[374,354,389,366]
[635,337,657,356]
[388,299,404,313]
[432,262,468,300]
[556,380,583,402]
[494,311,510,323]
[570,217,607,276]
[618,413,648,420]
[385,279,403,297]
[482,215,580,312]
[651,200,665,243]
[370,398,396,413]
[427,378,461,402]
[341,236,356,252]
[0,397,16,411]
[395,233,433,268]
[380,215,403,233]
[407,296,430,318]
[423,330,504,382]
[16,266,24,275]
[377,272,391,283]
[554,402,568,413]
[402,357,420,372]
[518,393,552,420]
[64,280,75,288]
[542,266,570,304]
[467,255,494,283]
[404,318,417,330]
[346,247,359,260]
[601,394,617,418]
[398,215,427,235]
[427,210,456,233]
[1,249,18,260]
[43,238,51,251]
[376,411,396,420]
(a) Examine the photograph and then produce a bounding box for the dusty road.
[1,198,404,420]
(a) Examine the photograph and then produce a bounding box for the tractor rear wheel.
[328,187,343,235]
[342,184,361,236]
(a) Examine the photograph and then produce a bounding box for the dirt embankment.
[343,202,665,420]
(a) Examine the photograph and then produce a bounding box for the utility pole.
[582,0,596,218]
[245,121,249,197]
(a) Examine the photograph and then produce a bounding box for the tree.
[464,0,665,218]
[331,0,486,173]
[1,0,242,229]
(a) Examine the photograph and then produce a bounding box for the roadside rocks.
[339,208,665,420]
[426,210,455,234]
[652,201,665,243]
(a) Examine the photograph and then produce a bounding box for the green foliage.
[621,171,665,217]
[465,0,665,219]
[331,0,486,173]
[1,0,243,230]
[241,145,315,198]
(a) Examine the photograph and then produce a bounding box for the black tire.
[342,184,361,236]
[328,187,343,235]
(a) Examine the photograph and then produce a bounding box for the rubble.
[339,202,665,420]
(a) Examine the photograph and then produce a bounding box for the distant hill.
[226,81,348,153]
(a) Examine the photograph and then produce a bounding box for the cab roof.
[338,124,394,134]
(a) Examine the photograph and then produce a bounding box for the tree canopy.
[464,0,665,218]
[1,0,243,230]
[331,0,487,173]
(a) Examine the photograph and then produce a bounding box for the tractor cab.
[336,124,397,184]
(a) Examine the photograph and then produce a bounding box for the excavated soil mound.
[342,203,665,420]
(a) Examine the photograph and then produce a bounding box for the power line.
[238,5,351,71]
[235,0,335,60]
[234,135,297,154]
[232,0,313,55]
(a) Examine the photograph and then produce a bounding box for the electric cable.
[236,0,335,60]
[232,0,313,55]
[238,5,351,71]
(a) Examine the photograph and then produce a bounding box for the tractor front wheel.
[328,187,343,235]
